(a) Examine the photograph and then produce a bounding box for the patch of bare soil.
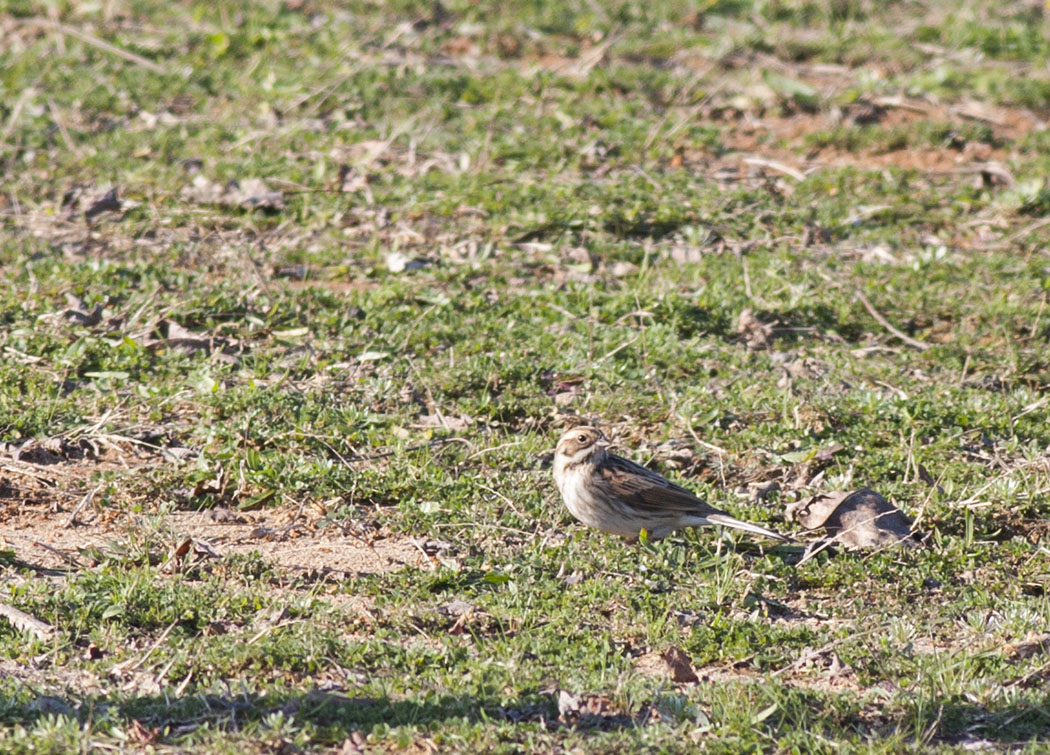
[170,511,428,575]
[697,99,1042,179]
[1,434,429,577]
[0,506,426,576]
[0,658,106,704]
[697,653,862,695]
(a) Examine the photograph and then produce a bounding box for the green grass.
[3,0,1050,751]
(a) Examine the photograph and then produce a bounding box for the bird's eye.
[577,434,587,443]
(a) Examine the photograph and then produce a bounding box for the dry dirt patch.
[2,443,427,576]
[0,507,426,576]
[702,100,1042,178]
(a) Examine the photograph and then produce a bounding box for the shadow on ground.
[3,683,1050,747]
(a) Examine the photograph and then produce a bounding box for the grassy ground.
[3,0,1050,751]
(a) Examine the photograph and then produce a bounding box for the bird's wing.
[600,454,792,542]
[599,455,724,517]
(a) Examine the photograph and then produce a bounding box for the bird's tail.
[704,512,793,543]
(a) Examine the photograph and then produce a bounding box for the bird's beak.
[595,437,610,449]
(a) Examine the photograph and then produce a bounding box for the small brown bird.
[553,426,790,542]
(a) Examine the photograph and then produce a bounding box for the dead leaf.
[337,164,371,194]
[416,414,472,431]
[635,645,699,684]
[439,599,477,635]
[84,643,104,660]
[554,689,633,728]
[181,175,284,211]
[787,490,850,524]
[127,719,160,745]
[192,539,222,559]
[1006,634,1050,660]
[162,319,196,341]
[813,443,845,461]
[771,352,825,388]
[14,436,97,465]
[738,308,772,351]
[172,538,191,562]
[557,689,581,719]
[144,319,241,361]
[786,488,918,548]
[231,178,284,210]
[84,187,123,222]
[182,174,224,203]
[338,732,368,755]
[386,251,427,273]
[63,293,103,327]
[667,245,706,264]
[562,246,594,275]
[191,462,227,499]
[561,570,583,586]
[553,391,576,406]
[438,599,476,618]
[825,651,851,679]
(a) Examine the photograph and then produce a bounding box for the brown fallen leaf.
[438,599,481,635]
[1006,633,1050,660]
[14,436,97,464]
[191,462,227,499]
[84,187,123,222]
[738,308,772,351]
[635,645,699,684]
[63,293,103,327]
[555,689,630,727]
[338,732,368,755]
[786,488,918,548]
[127,719,160,745]
[171,537,191,563]
[146,318,240,358]
[84,643,104,660]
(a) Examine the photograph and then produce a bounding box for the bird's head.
[554,426,609,466]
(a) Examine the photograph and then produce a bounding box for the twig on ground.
[854,289,931,352]
[771,623,875,677]
[0,602,54,640]
[39,20,168,74]
[976,217,1050,251]
[0,463,58,487]
[47,100,80,157]
[247,620,301,646]
[2,86,36,147]
[66,484,103,528]
[31,540,82,568]
[593,334,642,366]
[872,96,931,114]
[794,538,837,568]
[121,620,179,673]
[743,157,807,182]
